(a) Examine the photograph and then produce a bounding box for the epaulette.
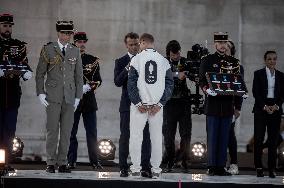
[44,42,52,46]
[11,38,27,45]
[227,55,239,63]
[201,54,210,59]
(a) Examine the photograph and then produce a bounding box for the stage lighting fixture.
[192,142,206,157]
[0,149,7,176]
[12,137,24,158]
[97,139,116,160]
[190,142,207,163]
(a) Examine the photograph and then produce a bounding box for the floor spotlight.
[0,149,7,176]
[97,139,116,161]
[12,137,24,158]
[190,142,207,163]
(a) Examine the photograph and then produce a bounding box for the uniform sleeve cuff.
[135,102,142,108]
[157,102,163,108]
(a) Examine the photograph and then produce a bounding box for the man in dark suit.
[67,32,103,170]
[253,50,284,178]
[114,32,151,177]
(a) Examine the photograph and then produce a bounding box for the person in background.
[0,13,33,171]
[162,40,192,173]
[252,50,284,178]
[67,32,103,170]
[225,40,244,175]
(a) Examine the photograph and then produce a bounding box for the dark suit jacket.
[252,67,284,114]
[114,54,131,112]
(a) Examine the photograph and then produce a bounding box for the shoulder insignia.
[44,42,52,46]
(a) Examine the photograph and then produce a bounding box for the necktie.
[62,47,65,56]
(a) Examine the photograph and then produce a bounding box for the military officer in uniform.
[199,32,243,176]
[67,32,103,170]
[0,13,32,170]
[35,21,83,173]
[162,40,192,173]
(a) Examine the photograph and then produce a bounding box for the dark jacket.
[168,57,190,99]
[199,52,242,116]
[114,54,131,112]
[252,68,284,114]
[0,37,31,108]
[77,53,102,112]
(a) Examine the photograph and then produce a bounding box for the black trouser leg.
[266,113,281,170]
[254,113,267,169]
[119,112,130,170]
[178,104,192,163]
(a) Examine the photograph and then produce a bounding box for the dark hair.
[228,40,236,56]
[140,33,154,43]
[166,40,181,57]
[124,32,139,44]
[264,50,277,60]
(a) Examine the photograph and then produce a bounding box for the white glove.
[38,94,49,107]
[206,88,217,96]
[242,93,249,99]
[0,69,4,77]
[74,98,80,111]
[83,84,91,94]
[23,71,32,80]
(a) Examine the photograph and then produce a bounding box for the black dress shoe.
[269,170,276,178]
[5,165,15,172]
[120,169,129,177]
[46,165,55,173]
[67,163,76,169]
[92,162,103,170]
[141,169,152,178]
[181,161,190,173]
[163,162,174,173]
[58,165,71,173]
[215,167,232,176]
[207,167,215,176]
[256,168,264,177]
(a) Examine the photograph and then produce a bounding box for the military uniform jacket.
[199,52,242,116]
[0,37,31,108]
[77,53,102,112]
[35,42,83,105]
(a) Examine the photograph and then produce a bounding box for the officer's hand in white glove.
[83,84,91,94]
[206,88,217,96]
[74,98,80,111]
[242,93,249,99]
[38,94,49,107]
[0,69,4,77]
[23,71,32,80]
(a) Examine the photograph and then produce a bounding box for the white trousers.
[129,104,163,174]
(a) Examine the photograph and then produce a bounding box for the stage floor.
[3,170,284,185]
[1,166,284,188]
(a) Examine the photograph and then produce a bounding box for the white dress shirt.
[266,66,275,98]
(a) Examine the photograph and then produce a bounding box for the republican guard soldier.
[67,32,103,170]
[199,32,243,176]
[0,13,32,170]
